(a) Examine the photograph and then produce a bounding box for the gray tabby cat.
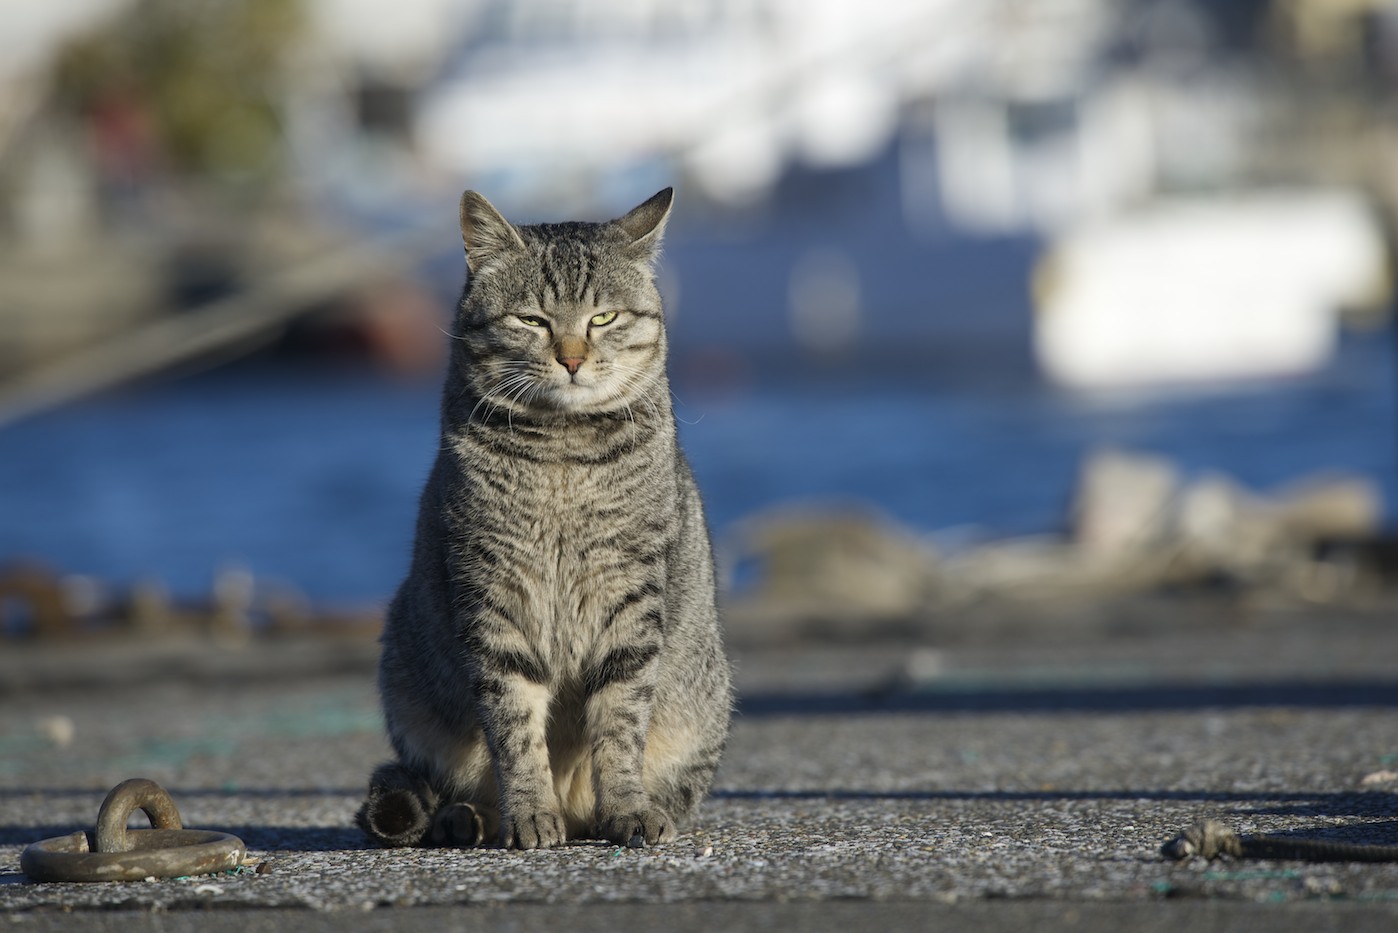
[356,188,732,850]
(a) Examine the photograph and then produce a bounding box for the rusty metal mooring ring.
[20,778,246,883]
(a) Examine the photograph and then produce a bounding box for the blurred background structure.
[1,0,1396,642]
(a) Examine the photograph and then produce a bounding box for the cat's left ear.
[615,187,674,262]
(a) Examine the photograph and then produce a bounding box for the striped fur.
[357,189,732,849]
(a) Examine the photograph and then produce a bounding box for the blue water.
[0,331,1393,606]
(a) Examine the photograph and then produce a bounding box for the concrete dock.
[4,598,1398,930]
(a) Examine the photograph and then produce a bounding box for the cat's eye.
[589,310,618,327]
[517,315,548,328]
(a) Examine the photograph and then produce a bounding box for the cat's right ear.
[459,191,525,273]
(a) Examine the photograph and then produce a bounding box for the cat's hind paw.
[356,761,439,847]
[598,808,676,848]
[428,802,494,847]
[356,787,431,847]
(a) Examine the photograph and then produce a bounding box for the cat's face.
[454,190,673,419]
[490,293,664,415]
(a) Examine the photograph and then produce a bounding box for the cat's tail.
[355,761,440,847]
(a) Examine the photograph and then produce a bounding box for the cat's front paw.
[500,810,567,849]
[598,808,676,848]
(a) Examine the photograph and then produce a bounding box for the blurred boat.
[1031,190,1392,389]
[414,0,949,212]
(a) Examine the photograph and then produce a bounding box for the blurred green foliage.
[52,0,304,187]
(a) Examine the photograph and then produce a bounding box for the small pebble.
[694,845,713,858]
[255,860,275,875]
[193,883,222,895]
[35,715,75,748]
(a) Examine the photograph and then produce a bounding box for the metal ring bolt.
[21,778,246,883]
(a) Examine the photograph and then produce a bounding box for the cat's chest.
[521,525,641,674]
[491,462,661,658]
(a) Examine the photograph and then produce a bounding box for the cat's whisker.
[605,372,649,429]
[610,365,667,427]
[520,379,546,417]
[594,372,640,443]
[494,385,525,432]
[604,362,664,415]
[623,403,640,453]
[617,381,659,427]
[502,372,542,433]
[468,388,500,426]
[627,367,703,425]
[471,372,534,426]
[476,363,539,417]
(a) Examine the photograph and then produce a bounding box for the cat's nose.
[555,335,587,375]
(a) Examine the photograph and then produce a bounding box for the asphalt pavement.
[4,597,1398,930]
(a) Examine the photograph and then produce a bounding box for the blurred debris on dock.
[722,448,1392,644]
[0,560,382,693]
[0,559,380,642]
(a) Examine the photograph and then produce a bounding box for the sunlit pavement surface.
[4,604,1398,930]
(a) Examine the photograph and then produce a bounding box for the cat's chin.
[543,380,627,415]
